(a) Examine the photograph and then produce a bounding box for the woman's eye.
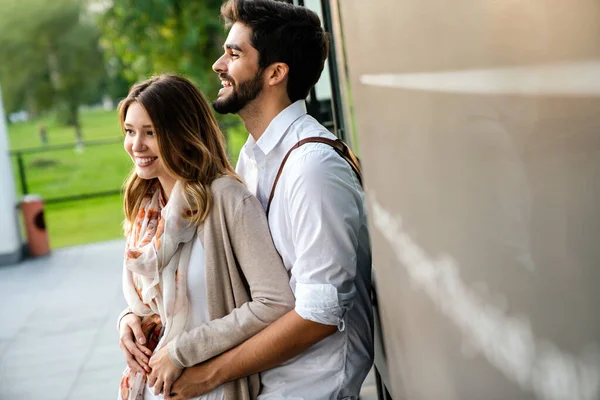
[146,131,154,136]
[125,129,135,136]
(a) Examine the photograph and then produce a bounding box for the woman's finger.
[120,341,145,374]
[123,338,149,364]
[135,340,153,357]
[128,316,147,345]
[134,354,151,373]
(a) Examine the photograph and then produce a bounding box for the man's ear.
[267,62,289,86]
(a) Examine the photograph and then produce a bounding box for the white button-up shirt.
[236,100,374,399]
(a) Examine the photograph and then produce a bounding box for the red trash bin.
[20,195,50,257]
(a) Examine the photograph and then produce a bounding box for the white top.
[236,100,374,399]
[144,237,224,400]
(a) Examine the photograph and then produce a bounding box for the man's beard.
[212,71,264,114]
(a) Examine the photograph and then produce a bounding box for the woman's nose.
[132,134,146,152]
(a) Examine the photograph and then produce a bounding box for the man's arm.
[169,310,336,399]
[215,310,337,377]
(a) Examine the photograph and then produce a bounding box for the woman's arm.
[118,312,157,374]
[166,193,295,369]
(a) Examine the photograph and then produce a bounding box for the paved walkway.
[0,240,377,400]
[1,240,126,399]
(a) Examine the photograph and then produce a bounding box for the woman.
[116,74,294,400]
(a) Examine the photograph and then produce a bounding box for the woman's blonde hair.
[119,74,238,233]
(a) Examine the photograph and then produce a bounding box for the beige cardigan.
[121,176,295,400]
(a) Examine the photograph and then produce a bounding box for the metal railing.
[10,137,124,205]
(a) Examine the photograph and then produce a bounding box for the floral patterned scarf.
[119,180,197,400]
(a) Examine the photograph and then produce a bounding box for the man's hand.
[168,361,221,400]
[147,346,183,397]
[119,313,153,374]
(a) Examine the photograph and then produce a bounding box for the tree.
[0,0,106,142]
[0,0,59,116]
[99,0,225,99]
[52,19,106,142]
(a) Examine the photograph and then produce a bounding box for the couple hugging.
[117,1,372,399]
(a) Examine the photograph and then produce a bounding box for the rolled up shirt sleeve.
[285,146,363,331]
[295,282,349,330]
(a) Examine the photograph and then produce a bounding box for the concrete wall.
[337,0,600,399]
[0,85,22,265]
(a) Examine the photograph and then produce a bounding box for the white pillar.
[0,84,22,265]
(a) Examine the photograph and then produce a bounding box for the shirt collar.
[242,133,257,160]
[254,100,307,156]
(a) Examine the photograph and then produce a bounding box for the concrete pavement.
[0,240,126,399]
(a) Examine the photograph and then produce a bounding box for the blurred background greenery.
[0,0,247,248]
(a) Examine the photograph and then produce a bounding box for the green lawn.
[8,108,122,150]
[8,108,248,248]
[45,195,126,248]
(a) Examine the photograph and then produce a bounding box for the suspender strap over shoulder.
[266,137,363,215]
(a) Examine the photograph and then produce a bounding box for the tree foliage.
[99,0,226,100]
[0,0,106,139]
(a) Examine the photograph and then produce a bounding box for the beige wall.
[336,1,600,399]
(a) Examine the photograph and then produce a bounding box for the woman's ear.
[267,62,290,87]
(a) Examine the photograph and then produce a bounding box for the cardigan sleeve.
[167,193,295,368]
[116,307,134,331]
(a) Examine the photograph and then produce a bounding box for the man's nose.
[212,54,226,74]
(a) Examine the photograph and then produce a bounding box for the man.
[119,1,373,398]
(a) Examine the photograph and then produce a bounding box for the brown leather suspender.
[265,137,363,215]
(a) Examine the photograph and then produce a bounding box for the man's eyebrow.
[225,43,243,52]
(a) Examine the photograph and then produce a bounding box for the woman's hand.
[148,345,183,397]
[119,313,153,374]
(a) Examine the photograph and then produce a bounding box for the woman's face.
[123,102,172,185]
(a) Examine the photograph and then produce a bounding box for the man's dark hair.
[221,0,330,102]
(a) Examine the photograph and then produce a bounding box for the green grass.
[8,108,122,150]
[227,123,248,165]
[45,195,126,248]
[8,108,248,248]
[12,142,132,199]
